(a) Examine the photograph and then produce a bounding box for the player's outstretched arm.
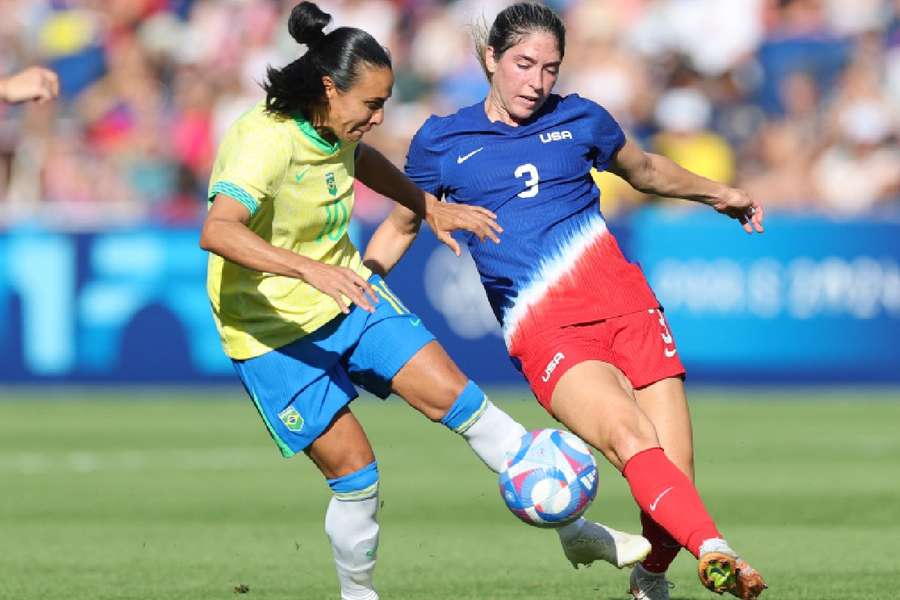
[0,66,59,104]
[609,138,764,234]
[355,143,502,255]
[200,194,377,314]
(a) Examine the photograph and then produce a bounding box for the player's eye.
[545,66,559,76]
[517,63,530,70]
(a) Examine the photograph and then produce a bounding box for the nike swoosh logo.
[295,167,310,183]
[410,317,421,327]
[649,486,674,511]
[457,147,484,164]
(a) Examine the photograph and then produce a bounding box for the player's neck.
[483,95,522,127]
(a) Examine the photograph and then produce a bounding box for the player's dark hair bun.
[264,1,391,118]
[288,1,331,46]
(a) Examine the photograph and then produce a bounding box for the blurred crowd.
[0,0,898,229]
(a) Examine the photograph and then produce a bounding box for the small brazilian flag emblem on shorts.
[278,406,304,432]
[325,172,337,196]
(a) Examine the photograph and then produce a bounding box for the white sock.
[324,495,380,600]
[459,400,527,473]
[556,518,589,542]
[698,537,736,558]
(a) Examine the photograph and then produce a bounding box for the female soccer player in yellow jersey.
[200,3,650,599]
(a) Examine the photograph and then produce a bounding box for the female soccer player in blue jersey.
[371,3,769,600]
[200,3,649,599]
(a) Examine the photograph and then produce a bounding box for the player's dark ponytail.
[474,2,566,80]
[263,1,391,119]
[287,1,330,47]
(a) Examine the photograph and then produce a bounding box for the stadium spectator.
[0,66,59,105]
[0,0,898,219]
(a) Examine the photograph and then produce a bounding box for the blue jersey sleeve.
[405,116,445,198]
[586,100,626,172]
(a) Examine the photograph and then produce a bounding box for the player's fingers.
[467,205,497,219]
[328,290,351,314]
[359,279,379,308]
[342,277,374,313]
[349,273,378,305]
[46,70,60,96]
[467,215,500,243]
[752,203,765,233]
[469,206,503,231]
[344,284,373,313]
[438,231,461,256]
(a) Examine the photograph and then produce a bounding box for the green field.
[1,387,899,600]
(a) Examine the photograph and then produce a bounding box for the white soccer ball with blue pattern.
[498,429,598,528]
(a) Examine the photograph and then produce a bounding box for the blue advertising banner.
[1,209,898,384]
[0,227,229,382]
[628,209,900,382]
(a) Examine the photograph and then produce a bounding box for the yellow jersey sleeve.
[208,110,292,215]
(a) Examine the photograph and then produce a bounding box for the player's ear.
[485,46,498,76]
[322,75,337,99]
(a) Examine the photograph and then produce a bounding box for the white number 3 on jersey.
[515,163,540,198]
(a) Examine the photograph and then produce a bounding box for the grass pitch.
[1,387,899,600]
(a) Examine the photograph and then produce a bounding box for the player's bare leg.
[551,361,766,598]
[638,378,766,599]
[627,377,693,598]
[634,377,694,479]
[307,408,380,600]
[391,341,649,569]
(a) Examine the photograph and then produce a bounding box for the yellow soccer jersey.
[206,102,371,359]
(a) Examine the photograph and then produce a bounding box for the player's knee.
[606,416,659,467]
[439,380,488,432]
[326,460,379,502]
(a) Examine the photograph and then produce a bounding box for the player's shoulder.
[413,102,485,145]
[555,93,615,120]
[224,101,292,146]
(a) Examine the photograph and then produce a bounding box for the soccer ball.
[498,429,598,528]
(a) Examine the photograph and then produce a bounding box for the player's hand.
[708,186,764,234]
[297,260,378,314]
[423,194,502,256]
[0,66,60,104]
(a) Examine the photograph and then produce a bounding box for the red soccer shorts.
[511,308,686,413]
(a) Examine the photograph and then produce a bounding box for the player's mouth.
[518,95,541,107]
[350,125,372,138]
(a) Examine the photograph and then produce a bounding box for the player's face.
[324,65,394,142]
[486,31,561,124]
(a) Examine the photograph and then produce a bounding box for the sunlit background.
[2,2,900,599]
[2,0,898,386]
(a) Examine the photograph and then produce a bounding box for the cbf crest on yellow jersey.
[207,102,371,359]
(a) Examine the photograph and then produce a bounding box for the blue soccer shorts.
[232,274,435,457]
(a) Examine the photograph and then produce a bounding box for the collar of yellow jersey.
[292,113,342,155]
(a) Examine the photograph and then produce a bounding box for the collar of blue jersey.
[292,112,342,155]
[476,94,562,131]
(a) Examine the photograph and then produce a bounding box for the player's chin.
[348,125,373,141]
[513,97,544,119]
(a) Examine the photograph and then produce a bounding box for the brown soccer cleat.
[698,551,737,594]
[730,558,768,599]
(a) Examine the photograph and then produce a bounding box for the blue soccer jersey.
[405,94,658,351]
